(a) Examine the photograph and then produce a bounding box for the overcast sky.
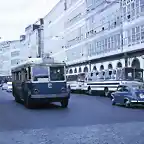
[0,0,59,41]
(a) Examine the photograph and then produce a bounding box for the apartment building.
[0,41,12,76]
[43,0,66,62]
[10,40,21,69]
[1,0,144,76]
[43,0,144,74]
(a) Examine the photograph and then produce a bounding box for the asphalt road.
[0,89,144,143]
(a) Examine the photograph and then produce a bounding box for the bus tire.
[104,87,109,97]
[13,87,21,103]
[61,99,69,108]
[24,96,33,109]
[87,87,92,95]
[15,94,21,103]
[24,90,34,109]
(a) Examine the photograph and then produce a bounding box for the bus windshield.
[66,74,78,81]
[124,68,143,82]
[50,66,65,81]
[77,73,85,82]
[32,66,49,81]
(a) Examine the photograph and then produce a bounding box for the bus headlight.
[34,89,39,94]
[61,87,66,93]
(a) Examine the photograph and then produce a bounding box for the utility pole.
[38,18,44,58]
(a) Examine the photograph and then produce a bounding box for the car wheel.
[124,99,131,108]
[61,99,69,108]
[111,97,116,105]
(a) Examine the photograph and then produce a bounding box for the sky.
[0,0,60,41]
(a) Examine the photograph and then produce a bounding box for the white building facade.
[43,0,66,62]
[19,19,44,63]
[10,40,21,69]
[43,0,144,75]
[0,41,12,76]
[1,0,144,77]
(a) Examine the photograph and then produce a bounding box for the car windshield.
[131,84,144,90]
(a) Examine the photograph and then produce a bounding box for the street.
[0,89,144,143]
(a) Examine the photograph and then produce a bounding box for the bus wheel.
[104,87,109,97]
[24,96,33,109]
[24,90,33,109]
[15,94,21,103]
[87,87,92,95]
[61,99,69,108]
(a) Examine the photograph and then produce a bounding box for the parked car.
[111,84,144,107]
[2,83,8,90]
[6,82,12,92]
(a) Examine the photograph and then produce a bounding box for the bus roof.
[11,58,66,72]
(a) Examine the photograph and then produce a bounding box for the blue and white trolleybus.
[11,57,70,109]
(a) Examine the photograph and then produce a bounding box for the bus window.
[16,72,19,80]
[28,66,31,80]
[50,66,65,81]
[32,66,49,81]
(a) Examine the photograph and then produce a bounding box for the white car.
[2,83,8,90]
[6,82,12,92]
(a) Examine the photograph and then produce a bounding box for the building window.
[11,51,20,57]
[140,0,144,12]
[123,7,127,21]
[11,59,20,65]
[111,36,114,50]
[99,41,101,54]
[123,0,126,6]
[136,0,140,15]
[131,2,135,18]
[92,41,96,55]
[108,37,111,52]
[114,35,117,50]
[101,40,104,53]
[117,34,120,49]
[104,39,107,52]
[127,4,131,20]
[132,28,135,43]
[141,25,144,42]
[127,29,131,45]
[97,41,100,54]
[136,26,140,42]
[96,41,99,54]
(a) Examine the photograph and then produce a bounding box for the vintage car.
[111,84,144,107]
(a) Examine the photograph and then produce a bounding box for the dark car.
[111,84,144,107]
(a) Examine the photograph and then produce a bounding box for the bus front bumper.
[31,93,70,99]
